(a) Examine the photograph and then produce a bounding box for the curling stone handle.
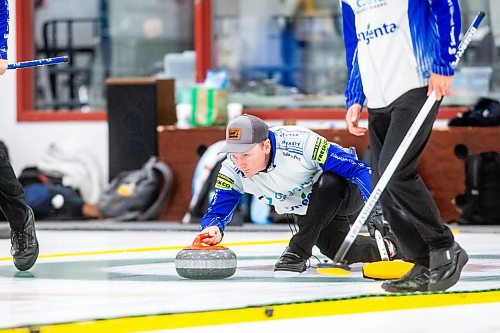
[192,233,211,247]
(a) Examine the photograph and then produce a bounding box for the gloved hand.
[366,203,389,238]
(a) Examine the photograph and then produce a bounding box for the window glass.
[213,0,346,97]
[212,0,500,107]
[33,0,193,111]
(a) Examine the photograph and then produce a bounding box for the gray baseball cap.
[220,114,269,153]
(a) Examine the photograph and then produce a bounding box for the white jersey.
[220,126,324,215]
[341,0,461,109]
[200,126,373,231]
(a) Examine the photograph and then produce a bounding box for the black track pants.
[288,171,382,264]
[0,146,28,230]
[368,87,454,267]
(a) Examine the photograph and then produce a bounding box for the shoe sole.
[428,248,469,292]
[381,282,428,293]
[274,270,305,278]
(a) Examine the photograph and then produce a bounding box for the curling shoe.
[428,242,468,292]
[11,207,39,271]
[381,264,429,293]
[274,247,307,277]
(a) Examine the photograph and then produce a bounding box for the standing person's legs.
[0,146,28,228]
[369,87,467,291]
[0,146,39,271]
[368,92,433,267]
[375,88,453,245]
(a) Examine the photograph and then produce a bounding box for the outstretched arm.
[198,162,244,245]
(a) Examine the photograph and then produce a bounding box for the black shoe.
[381,264,430,293]
[11,207,39,271]
[274,247,307,275]
[429,242,468,292]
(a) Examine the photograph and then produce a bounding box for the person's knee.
[316,172,348,196]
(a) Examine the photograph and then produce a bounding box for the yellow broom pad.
[316,267,351,276]
[362,261,414,280]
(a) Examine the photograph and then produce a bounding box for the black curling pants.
[368,87,454,267]
[0,146,28,230]
[288,171,383,264]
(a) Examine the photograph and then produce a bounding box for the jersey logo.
[312,137,329,163]
[358,22,397,45]
[215,173,234,190]
[227,128,241,140]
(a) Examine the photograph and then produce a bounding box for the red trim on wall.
[15,1,106,122]
[194,0,212,83]
[18,111,107,122]
[15,0,33,118]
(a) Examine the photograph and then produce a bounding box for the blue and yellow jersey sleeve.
[304,131,373,201]
[199,159,244,232]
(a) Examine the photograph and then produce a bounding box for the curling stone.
[175,234,237,280]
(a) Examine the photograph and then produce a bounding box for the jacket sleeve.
[199,161,243,232]
[341,0,365,110]
[429,0,461,75]
[0,0,8,60]
[304,132,373,201]
[321,143,373,201]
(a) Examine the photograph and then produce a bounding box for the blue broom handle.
[7,56,69,70]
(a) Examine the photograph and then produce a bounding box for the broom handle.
[332,11,485,265]
[7,56,69,69]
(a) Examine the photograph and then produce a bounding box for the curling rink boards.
[0,223,500,332]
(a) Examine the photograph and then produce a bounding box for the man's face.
[229,140,271,178]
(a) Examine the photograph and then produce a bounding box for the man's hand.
[428,73,453,101]
[0,59,7,76]
[199,226,223,245]
[346,103,366,136]
[366,203,389,238]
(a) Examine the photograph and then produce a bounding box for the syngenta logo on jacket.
[357,22,398,45]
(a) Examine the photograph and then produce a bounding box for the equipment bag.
[449,97,500,127]
[182,141,250,225]
[455,151,500,225]
[99,157,173,221]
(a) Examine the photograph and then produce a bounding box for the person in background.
[341,0,467,292]
[196,114,400,275]
[0,0,39,271]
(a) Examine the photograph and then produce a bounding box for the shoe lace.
[307,254,322,269]
[11,229,26,252]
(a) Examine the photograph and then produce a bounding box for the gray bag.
[99,157,173,221]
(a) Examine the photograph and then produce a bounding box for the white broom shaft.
[375,229,389,261]
[332,11,485,264]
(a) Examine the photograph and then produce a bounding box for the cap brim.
[219,142,257,153]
